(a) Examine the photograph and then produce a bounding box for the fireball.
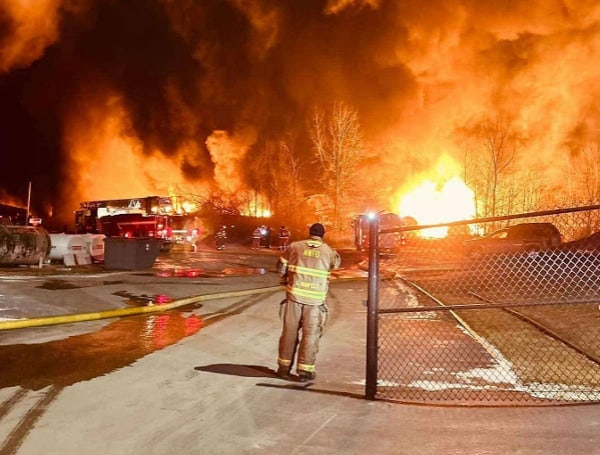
[398,176,475,238]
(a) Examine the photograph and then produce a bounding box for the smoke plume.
[1,0,600,224]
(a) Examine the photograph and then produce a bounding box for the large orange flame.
[394,155,476,238]
[398,177,475,238]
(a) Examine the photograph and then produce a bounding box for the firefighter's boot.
[298,370,316,382]
[276,365,291,379]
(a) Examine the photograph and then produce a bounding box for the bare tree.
[310,101,364,231]
[479,115,519,217]
[248,140,278,215]
[566,141,600,205]
[199,191,243,216]
[277,140,303,211]
[247,137,306,214]
[266,139,307,228]
[563,139,600,235]
[174,184,248,216]
[513,164,546,212]
[461,113,526,225]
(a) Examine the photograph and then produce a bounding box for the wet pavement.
[0,242,364,385]
[0,245,282,321]
[0,244,599,454]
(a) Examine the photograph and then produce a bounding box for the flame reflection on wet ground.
[0,311,204,390]
[0,291,271,391]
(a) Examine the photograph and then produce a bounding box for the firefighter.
[278,225,290,250]
[215,225,227,250]
[251,226,261,249]
[276,223,341,382]
[262,225,272,248]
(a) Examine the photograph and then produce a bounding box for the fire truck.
[74,196,200,250]
[353,212,412,252]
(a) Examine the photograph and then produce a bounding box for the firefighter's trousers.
[278,300,327,374]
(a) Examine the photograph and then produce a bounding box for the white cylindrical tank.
[81,233,106,262]
[48,234,87,261]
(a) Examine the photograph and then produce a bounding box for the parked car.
[463,222,562,257]
[559,230,600,254]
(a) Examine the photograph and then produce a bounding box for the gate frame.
[364,204,600,401]
[365,214,379,400]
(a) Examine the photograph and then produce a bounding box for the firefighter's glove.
[279,276,288,286]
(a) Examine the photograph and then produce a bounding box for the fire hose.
[0,285,282,331]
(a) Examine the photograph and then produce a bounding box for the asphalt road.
[1,246,599,455]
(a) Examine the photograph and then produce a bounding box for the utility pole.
[25,181,32,226]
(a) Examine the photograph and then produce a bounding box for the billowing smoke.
[2,0,600,225]
[0,0,62,73]
[206,129,255,193]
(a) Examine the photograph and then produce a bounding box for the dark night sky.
[1,0,600,224]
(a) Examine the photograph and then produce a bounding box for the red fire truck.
[74,196,200,250]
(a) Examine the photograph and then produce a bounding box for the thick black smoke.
[1,0,600,223]
[0,1,416,215]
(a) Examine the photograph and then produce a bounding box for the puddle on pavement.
[38,279,124,290]
[0,295,264,390]
[38,279,82,290]
[112,290,172,306]
[0,311,204,390]
[0,292,271,390]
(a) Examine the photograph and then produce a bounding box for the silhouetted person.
[276,223,340,382]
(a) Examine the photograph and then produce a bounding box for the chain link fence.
[366,205,600,405]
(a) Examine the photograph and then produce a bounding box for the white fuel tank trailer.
[81,233,106,263]
[48,233,90,265]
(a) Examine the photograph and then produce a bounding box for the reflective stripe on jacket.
[278,235,341,305]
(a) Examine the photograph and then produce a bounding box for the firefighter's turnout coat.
[277,235,341,375]
[279,236,340,305]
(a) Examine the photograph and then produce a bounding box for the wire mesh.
[372,207,600,405]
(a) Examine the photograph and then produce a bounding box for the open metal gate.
[365,206,600,405]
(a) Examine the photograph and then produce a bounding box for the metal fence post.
[365,214,379,400]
